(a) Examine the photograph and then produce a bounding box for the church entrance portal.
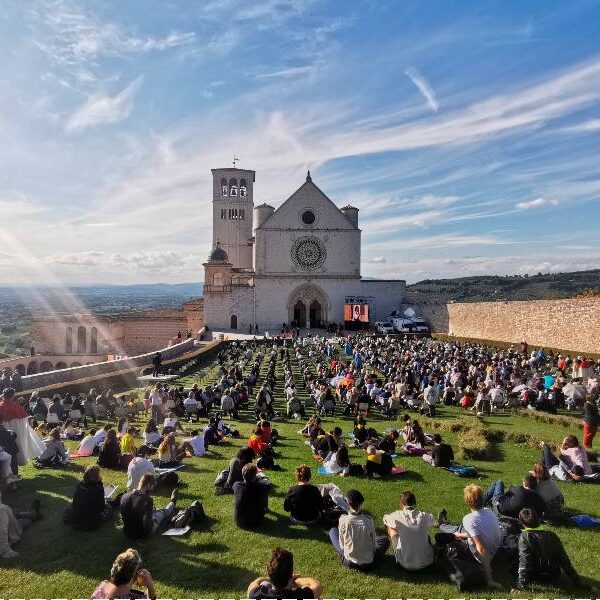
[293,300,307,328]
[288,284,329,329]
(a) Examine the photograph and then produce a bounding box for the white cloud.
[364,256,387,264]
[558,118,600,134]
[515,197,559,210]
[405,67,439,113]
[66,77,142,132]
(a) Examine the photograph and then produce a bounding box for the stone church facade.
[203,167,405,332]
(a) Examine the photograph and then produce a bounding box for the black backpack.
[257,454,275,470]
[436,541,486,591]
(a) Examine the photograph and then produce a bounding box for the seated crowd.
[0,334,597,597]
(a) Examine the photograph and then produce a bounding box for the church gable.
[259,175,357,231]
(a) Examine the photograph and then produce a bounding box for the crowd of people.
[0,333,598,596]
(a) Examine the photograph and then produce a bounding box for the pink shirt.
[561,446,592,475]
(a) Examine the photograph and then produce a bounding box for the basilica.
[203,167,406,332]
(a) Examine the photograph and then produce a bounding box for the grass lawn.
[1,350,599,599]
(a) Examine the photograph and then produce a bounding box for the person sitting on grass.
[329,489,389,571]
[143,419,161,448]
[246,547,323,600]
[378,429,400,454]
[539,440,597,482]
[322,446,351,477]
[483,473,547,519]
[436,484,502,589]
[383,490,435,571]
[35,427,68,468]
[77,428,98,457]
[422,433,454,468]
[97,429,123,470]
[558,435,593,476]
[157,432,194,467]
[162,412,184,434]
[67,465,115,530]
[216,447,256,495]
[127,447,157,492]
[511,507,595,594]
[120,427,137,456]
[233,463,270,529]
[183,429,205,457]
[0,491,41,558]
[91,548,156,600]
[530,461,564,518]
[283,464,323,525]
[248,427,275,458]
[314,428,342,461]
[62,419,83,441]
[120,474,179,538]
[364,444,393,477]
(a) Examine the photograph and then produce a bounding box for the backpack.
[257,454,275,470]
[436,541,486,591]
[158,471,179,487]
[170,500,207,530]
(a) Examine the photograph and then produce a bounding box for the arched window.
[213,272,223,286]
[39,361,53,372]
[77,326,87,354]
[229,177,238,197]
[240,178,247,197]
[230,314,238,329]
[90,327,98,353]
[221,177,228,196]
[55,361,68,370]
[65,326,73,353]
[27,361,38,375]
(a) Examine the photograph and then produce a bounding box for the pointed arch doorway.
[287,284,330,329]
[293,300,307,328]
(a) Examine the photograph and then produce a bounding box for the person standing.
[0,389,45,466]
[582,395,599,449]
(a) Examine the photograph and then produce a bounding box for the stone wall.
[421,297,600,355]
[20,338,198,391]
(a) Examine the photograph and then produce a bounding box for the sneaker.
[437,508,448,526]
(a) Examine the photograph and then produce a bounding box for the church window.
[213,272,223,286]
[221,208,226,219]
[240,208,245,220]
[221,178,228,197]
[230,314,238,329]
[240,179,247,197]
[301,210,316,225]
[229,178,238,197]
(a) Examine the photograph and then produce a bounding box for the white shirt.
[383,508,434,570]
[163,417,178,430]
[127,457,156,491]
[184,435,205,457]
[94,430,107,445]
[143,431,161,445]
[337,511,377,565]
[462,508,501,561]
[78,435,97,457]
[150,392,163,406]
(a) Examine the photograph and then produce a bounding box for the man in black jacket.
[120,474,177,537]
[484,473,546,518]
[512,507,592,593]
[422,433,454,468]
[233,464,270,529]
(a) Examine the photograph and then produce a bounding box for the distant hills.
[407,269,600,302]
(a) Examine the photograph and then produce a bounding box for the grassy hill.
[407,269,600,302]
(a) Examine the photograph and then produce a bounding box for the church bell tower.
[211,166,255,270]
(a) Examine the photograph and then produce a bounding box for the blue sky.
[1,0,599,285]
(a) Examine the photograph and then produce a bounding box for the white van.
[391,317,430,334]
[374,321,395,334]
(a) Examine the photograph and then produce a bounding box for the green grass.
[2,352,599,599]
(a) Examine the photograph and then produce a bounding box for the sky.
[1,0,600,286]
